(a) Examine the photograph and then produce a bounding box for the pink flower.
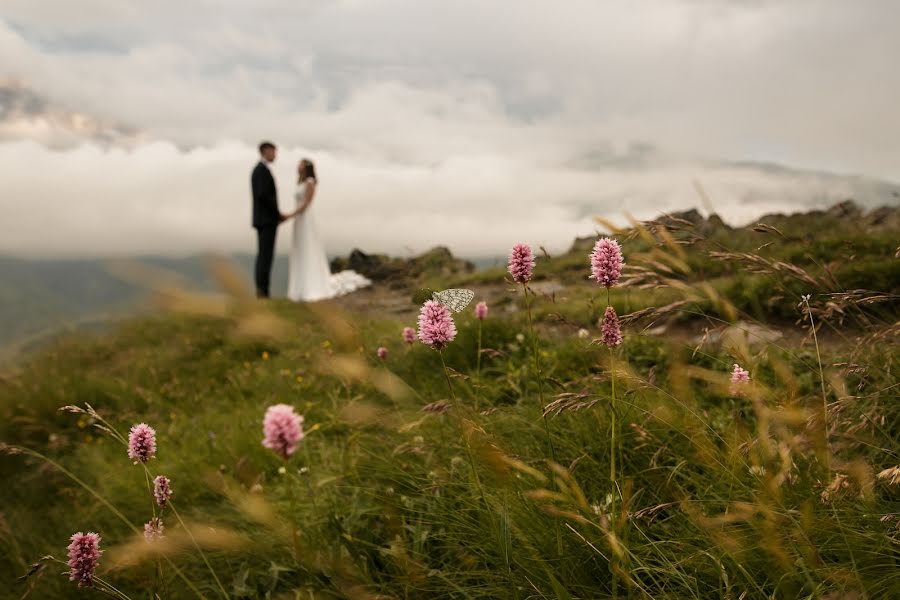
[127,423,157,464]
[600,306,623,348]
[377,346,389,361]
[402,327,416,345]
[417,300,457,350]
[508,243,535,283]
[153,475,172,509]
[590,237,624,287]
[731,364,750,386]
[67,532,101,587]
[262,404,304,459]
[474,301,488,320]
[144,518,165,541]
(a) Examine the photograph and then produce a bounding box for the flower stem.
[524,284,556,461]
[476,320,483,376]
[142,469,161,596]
[475,320,484,412]
[287,465,302,563]
[607,286,618,599]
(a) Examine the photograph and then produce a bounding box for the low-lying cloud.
[1,1,899,257]
[2,138,896,259]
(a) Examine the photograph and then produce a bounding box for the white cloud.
[0,1,899,257]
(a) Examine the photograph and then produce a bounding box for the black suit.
[251,162,280,297]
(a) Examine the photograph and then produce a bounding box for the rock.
[667,208,704,225]
[705,213,731,233]
[568,235,597,254]
[864,205,900,231]
[330,246,475,284]
[825,200,862,220]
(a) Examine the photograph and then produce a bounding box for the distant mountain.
[0,255,287,355]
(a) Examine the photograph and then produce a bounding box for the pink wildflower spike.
[601,306,623,348]
[402,327,416,345]
[474,301,488,320]
[67,532,101,587]
[377,346,389,361]
[590,237,624,287]
[731,364,750,386]
[508,243,535,284]
[127,423,157,464]
[417,300,457,350]
[262,404,304,459]
[153,475,172,509]
[144,518,165,541]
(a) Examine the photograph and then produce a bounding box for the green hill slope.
[1,205,898,599]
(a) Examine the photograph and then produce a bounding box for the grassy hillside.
[0,204,898,599]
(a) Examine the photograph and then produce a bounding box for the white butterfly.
[432,288,475,313]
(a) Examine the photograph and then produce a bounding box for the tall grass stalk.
[43,556,135,600]
[438,350,483,495]
[167,503,230,599]
[50,409,217,599]
[522,283,564,559]
[438,349,518,592]
[803,294,830,470]
[9,445,210,600]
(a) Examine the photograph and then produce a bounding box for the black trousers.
[254,225,277,298]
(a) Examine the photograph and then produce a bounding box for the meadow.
[1,204,898,599]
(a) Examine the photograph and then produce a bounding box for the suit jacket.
[251,162,280,228]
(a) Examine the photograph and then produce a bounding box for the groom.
[251,141,287,298]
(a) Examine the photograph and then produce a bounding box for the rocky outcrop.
[863,205,900,231]
[330,246,475,284]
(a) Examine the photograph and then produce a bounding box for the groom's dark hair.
[259,141,276,154]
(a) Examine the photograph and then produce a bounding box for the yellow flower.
[307,423,321,434]
[321,340,331,349]
[296,376,304,384]
[262,351,270,361]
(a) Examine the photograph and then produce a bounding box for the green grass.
[1,215,899,599]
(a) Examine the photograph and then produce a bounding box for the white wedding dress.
[287,180,371,302]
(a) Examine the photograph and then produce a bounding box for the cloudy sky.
[1,0,899,259]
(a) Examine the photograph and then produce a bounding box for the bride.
[286,159,371,302]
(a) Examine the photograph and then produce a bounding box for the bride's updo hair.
[299,159,317,183]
